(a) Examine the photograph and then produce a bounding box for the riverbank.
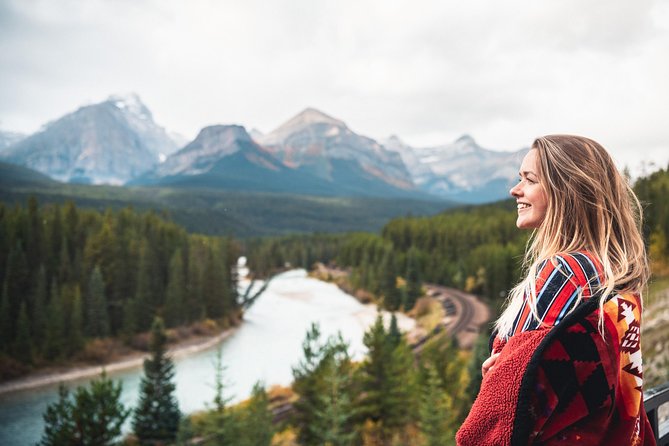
[0,327,237,396]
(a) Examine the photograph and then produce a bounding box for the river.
[0,269,414,446]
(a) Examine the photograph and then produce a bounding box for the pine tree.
[292,323,352,446]
[47,204,63,280]
[43,280,65,360]
[57,238,72,284]
[121,298,138,339]
[418,364,453,446]
[381,328,418,443]
[466,331,491,403]
[404,248,422,311]
[39,374,130,446]
[26,195,43,273]
[312,356,356,446]
[67,286,84,354]
[134,242,155,331]
[419,334,471,426]
[13,302,33,364]
[133,317,181,445]
[202,248,225,319]
[239,382,274,446]
[164,249,187,328]
[31,265,48,349]
[212,346,232,413]
[387,314,402,348]
[39,385,74,446]
[380,251,401,311]
[357,314,387,423]
[5,241,29,333]
[357,313,417,445]
[86,266,110,338]
[0,282,11,352]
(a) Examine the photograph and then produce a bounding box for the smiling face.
[509,149,548,229]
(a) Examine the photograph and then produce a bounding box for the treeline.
[284,317,475,446]
[635,164,669,273]
[0,198,240,373]
[39,314,484,446]
[247,202,528,312]
[247,165,669,313]
[184,315,483,446]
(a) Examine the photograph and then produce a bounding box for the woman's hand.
[481,352,500,378]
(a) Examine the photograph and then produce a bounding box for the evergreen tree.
[86,266,110,338]
[404,247,422,311]
[39,374,130,446]
[134,242,155,331]
[466,331,491,403]
[212,346,232,413]
[47,204,63,280]
[418,364,453,446]
[133,317,181,445]
[43,281,65,360]
[0,282,10,352]
[13,302,32,364]
[387,313,402,349]
[202,248,225,319]
[164,249,187,328]
[357,314,417,445]
[292,323,352,446]
[67,286,84,354]
[5,241,29,331]
[121,298,138,339]
[381,329,418,443]
[39,385,74,446]
[31,265,48,349]
[26,195,43,273]
[380,251,401,311]
[357,315,387,423]
[419,334,471,426]
[312,356,356,446]
[57,238,72,284]
[237,382,274,446]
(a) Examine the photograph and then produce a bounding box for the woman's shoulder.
[537,251,603,297]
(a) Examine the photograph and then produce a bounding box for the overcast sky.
[1,0,668,172]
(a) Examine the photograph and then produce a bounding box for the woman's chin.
[516,217,536,230]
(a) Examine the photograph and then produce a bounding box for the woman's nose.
[510,182,521,197]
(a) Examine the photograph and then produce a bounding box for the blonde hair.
[495,135,649,337]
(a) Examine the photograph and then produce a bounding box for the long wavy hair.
[494,135,649,337]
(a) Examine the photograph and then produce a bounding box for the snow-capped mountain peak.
[383,134,528,202]
[281,107,346,129]
[108,93,152,121]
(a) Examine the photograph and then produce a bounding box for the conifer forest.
[1,165,668,445]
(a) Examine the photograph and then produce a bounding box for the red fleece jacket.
[456,254,655,446]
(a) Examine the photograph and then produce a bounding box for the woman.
[456,135,656,445]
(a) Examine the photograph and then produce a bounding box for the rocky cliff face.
[1,94,178,185]
[0,130,26,151]
[147,124,283,177]
[384,134,528,203]
[257,108,415,191]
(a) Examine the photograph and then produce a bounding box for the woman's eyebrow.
[519,170,537,176]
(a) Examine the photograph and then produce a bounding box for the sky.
[1,0,668,173]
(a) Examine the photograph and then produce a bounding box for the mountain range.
[0,94,527,203]
[1,94,178,185]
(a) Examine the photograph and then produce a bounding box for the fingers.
[481,352,501,377]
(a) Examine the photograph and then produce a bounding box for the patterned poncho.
[456,252,656,445]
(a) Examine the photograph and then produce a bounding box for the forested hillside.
[248,201,527,314]
[635,165,669,275]
[0,198,239,379]
[248,165,669,317]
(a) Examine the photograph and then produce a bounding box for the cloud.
[0,0,667,171]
